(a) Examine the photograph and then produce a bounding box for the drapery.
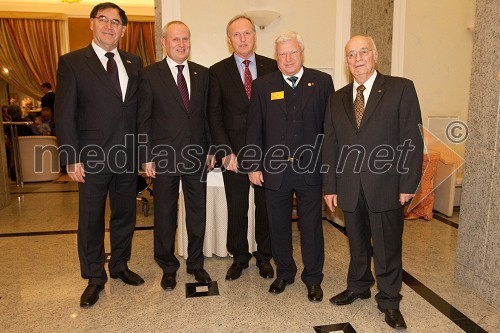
[121,21,156,66]
[0,17,65,99]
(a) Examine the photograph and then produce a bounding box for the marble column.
[454,0,500,309]
[350,0,393,75]
[0,123,11,210]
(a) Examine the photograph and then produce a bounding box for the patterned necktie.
[105,52,122,99]
[287,76,298,89]
[176,64,190,112]
[243,59,253,100]
[354,85,366,128]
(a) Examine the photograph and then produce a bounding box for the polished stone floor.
[0,179,498,333]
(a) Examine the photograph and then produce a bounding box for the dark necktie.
[243,59,253,100]
[287,76,298,89]
[176,64,190,112]
[105,52,122,99]
[354,85,366,128]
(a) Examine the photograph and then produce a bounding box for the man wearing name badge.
[55,2,144,308]
[245,31,334,301]
[322,35,423,330]
[208,15,277,281]
[138,21,213,292]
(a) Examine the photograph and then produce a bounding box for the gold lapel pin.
[378,89,382,93]
[308,82,314,86]
[126,60,132,64]
[194,71,197,75]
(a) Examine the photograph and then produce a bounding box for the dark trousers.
[343,184,404,309]
[77,172,137,285]
[154,173,206,273]
[265,165,324,285]
[223,170,271,263]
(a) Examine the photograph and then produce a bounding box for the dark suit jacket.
[245,68,334,190]
[322,72,423,212]
[137,59,210,176]
[41,91,55,110]
[208,54,277,158]
[55,45,142,174]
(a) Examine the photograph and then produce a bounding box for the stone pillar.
[350,0,393,75]
[155,0,163,61]
[0,123,11,210]
[455,0,499,309]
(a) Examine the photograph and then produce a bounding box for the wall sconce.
[245,10,280,30]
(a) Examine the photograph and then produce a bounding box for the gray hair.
[162,20,190,37]
[226,15,256,36]
[275,31,304,51]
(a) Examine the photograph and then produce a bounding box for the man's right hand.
[222,153,238,172]
[323,194,338,213]
[67,162,85,183]
[249,171,264,187]
[142,162,156,178]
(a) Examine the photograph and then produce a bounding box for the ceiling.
[0,0,154,17]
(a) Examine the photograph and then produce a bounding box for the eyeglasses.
[93,15,122,28]
[346,48,372,60]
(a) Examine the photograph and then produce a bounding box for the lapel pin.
[126,60,132,64]
[194,71,197,75]
[308,82,314,86]
[378,89,382,93]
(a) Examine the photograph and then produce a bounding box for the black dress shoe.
[187,267,212,283]
[307,285,323,302]
[378,306,407,329]
[225,261,249,280]
[80,284,104,308]
[256,260,274,279]
[160,273,177,290]
[330,289,371,305]
[269,278,294,294]
[110,268,145,286]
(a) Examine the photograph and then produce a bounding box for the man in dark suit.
[245,31,334,302]
[40,82,55,112]
[55,2,144,308]
[208,15,277,281]
[138,21,213,291]
[323,35,423,330]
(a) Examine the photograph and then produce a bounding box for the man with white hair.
[245,31,334,301]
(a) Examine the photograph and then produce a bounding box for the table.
[176,168,257,258]
[404,150,440,220]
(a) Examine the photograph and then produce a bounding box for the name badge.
[271,91,285,100]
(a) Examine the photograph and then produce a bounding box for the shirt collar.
[354,70,377,91]
[234,52,256,67]
[92,40,117,59]
[282,66,304,82]
[166,56,188,71]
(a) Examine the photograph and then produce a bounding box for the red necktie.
[105,52,122,99]
[176,65,190,112]
[243,59,252,100]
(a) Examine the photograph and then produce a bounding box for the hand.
[67,162,85,183]
[206,154,216,171]
[323,194,338,213]
[248,171,264,186]
[222,153,238,173]
[142,162,156,178]
[399,193,414,205]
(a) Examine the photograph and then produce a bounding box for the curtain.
[0,18,65,99]
[121,21,156,66]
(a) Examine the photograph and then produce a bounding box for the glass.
[93,15,122,28]
[346,48,372,60]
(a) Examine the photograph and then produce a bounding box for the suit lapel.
[342,83,358,130]
[158,59,186,111]
[300,68,315,111]
[360,72,385,128]
[84,45,120,99]
[188,61,200,110]
[225,56,249,104]
[118,50,134,101]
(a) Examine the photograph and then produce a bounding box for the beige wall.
[177,0,336,74]
[403,0,474,128]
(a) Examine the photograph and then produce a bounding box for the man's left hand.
[399,193,415,205]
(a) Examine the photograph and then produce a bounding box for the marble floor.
[0,179,498,333]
